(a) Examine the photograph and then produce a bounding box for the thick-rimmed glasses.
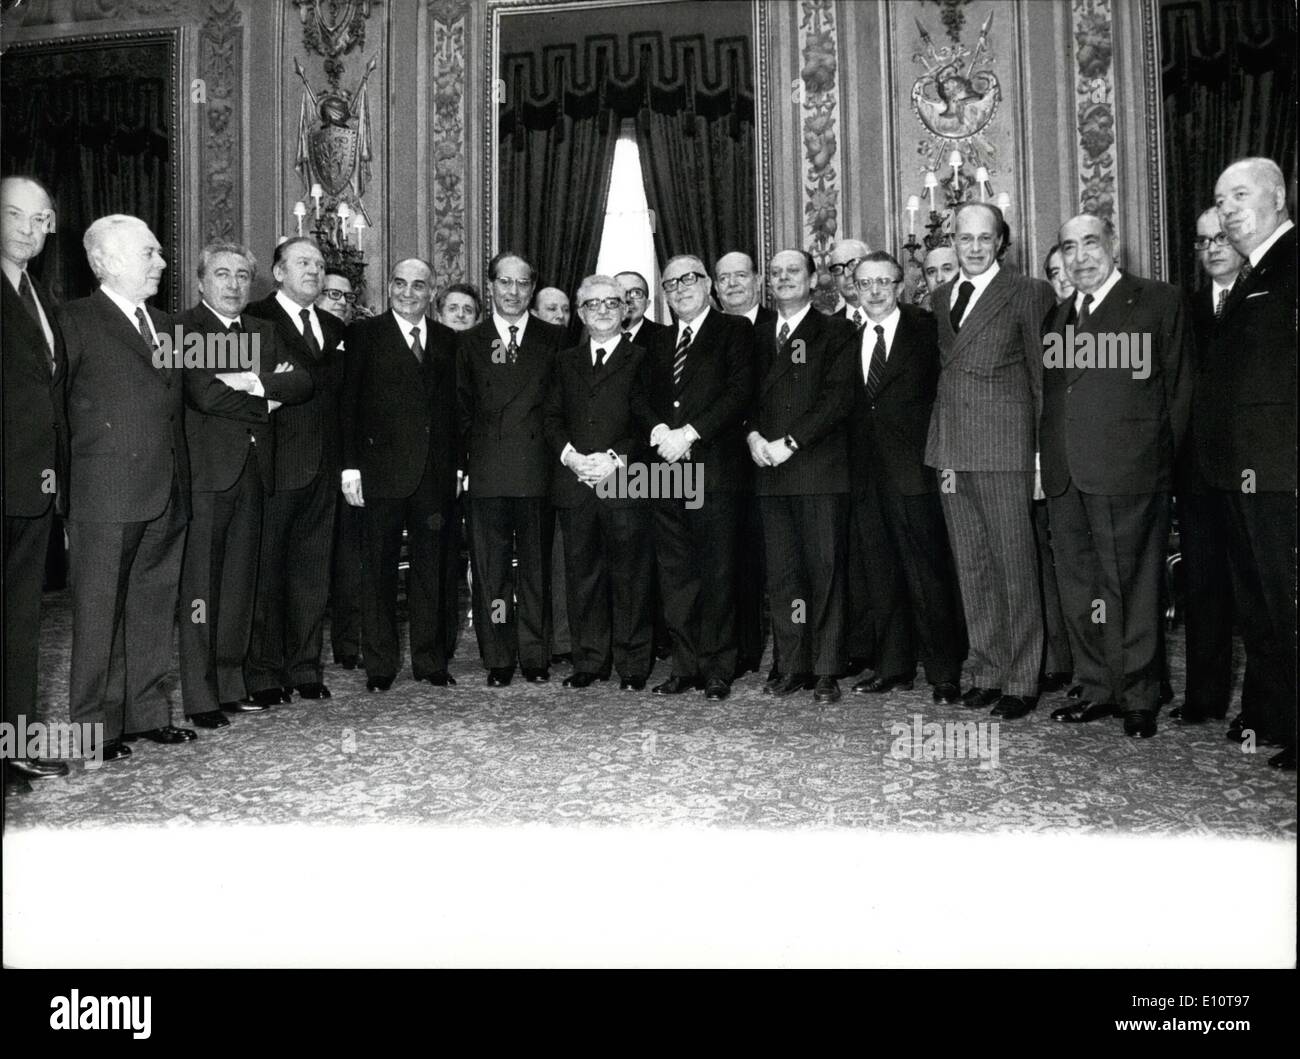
[321,288,357,303]
[853,276,901,291]
[662,272,705,292]
[828,258,861,276]
[580,297,625,312]
[1193,233,1232,251]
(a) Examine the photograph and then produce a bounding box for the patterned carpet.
[4,589,1295,837]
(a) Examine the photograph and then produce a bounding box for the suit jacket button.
[673,400,680,408]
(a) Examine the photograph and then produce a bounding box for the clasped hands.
[648,423,695,463]
[215,361,295,412]
[563,448,620,487]
[747,431,794,468]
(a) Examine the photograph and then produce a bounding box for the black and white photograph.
[0,0,1295,1002]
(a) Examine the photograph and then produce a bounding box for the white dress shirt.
[101,284,159,346]
[860,306,901,381]
[1073,267,1123,316]
[953,259,1001,326]
[493,310,529,351]
[276,289,325,349]
[1247,218,1294,268]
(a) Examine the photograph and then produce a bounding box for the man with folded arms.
[544,276,655,689]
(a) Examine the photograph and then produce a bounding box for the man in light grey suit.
[925,202,1055,719]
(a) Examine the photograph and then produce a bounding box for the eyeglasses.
[854,276,901,291]
[321,289,357,303]
[1,207,56,234]
[662,272,705,292]
[1193,233,1232,251]
[828,258,861,276]
[580,297,625,312]
[494,276,531,290]
[621,287,648,299]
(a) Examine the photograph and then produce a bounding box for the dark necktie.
[1077,293,1094,329]
[949,280,974,333]
[864,325,887,400]
[507,325,519,363]
[622,331,632,346]
[851,307,864,330]
[300,308,322,358]
[18,273,54,372]
[593,346,606,373]
[777,321,791,351]
[1215,288,1228,319]
[134,306,155,350]
[1237,259,1254,287]
[410,326,424,363]
[230,319,242,333]
[673,326,692,388]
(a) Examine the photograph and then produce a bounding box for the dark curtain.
[636,106,755,273]
[1,43,173,308]
[1161,0,1297,292]
[499,108,621,304]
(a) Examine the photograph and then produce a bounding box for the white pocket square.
[1245,291,1269,299]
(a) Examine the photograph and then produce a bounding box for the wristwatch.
[783,434,799,452]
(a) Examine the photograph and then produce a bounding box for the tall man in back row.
[926,202,1055,719]
[458,251,567,685]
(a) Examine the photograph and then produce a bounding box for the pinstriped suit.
[925,265,1055,697]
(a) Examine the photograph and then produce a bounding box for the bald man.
[532,287,571,329]
[1194,157,1297,769]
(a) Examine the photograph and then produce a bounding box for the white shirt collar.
[1211,277,1236,299]
[589,334,620,364]
[393,310,425,341]
[740,305,760,325]
[276,289,315,327]
[202,300,242,329]
[1075,267,1123,314]
[100,284,156,338]
[958,259,1000,296]
[1,258,27,291]
[776,300,814,335]
[493,310,528,349]
[1247,218,1294,268]
[865,306,901,348]
[676,305,709,343]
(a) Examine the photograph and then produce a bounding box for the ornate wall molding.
[429,0,468,284]
[1072,0,1117,224]
[796,0,842,312]
[200,0,241,245]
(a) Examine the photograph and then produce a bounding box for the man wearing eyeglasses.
[1193,157,1297,769]
[827,238,871,329]
[642,255,754,701]
[544,276,655,690]
[457,251,567,686]
[847,253,966,704]
[316,271,358,324]
[749,249,856,704]
[2,175,69,780]
[926,202,1055,719]
[615,271,668,347]
[341,258,459,692]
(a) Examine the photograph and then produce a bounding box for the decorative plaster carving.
[1072,0,1116,223]
[797,0,841,312]
[430,0,468,284]
[200,0,241,245]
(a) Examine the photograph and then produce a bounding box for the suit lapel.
[590,335,635,391]
[1066,273,1138,383]
[871,315,909,397]
[760,308,816,395]
[952,268,1013,353]
[673,312,712,393]
[1221,226,1294,320]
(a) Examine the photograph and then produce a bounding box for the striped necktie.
[673,325,692,388]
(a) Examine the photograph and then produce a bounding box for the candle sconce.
[291,184,370,297]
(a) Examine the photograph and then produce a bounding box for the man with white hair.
[1193,157,1296,770]
[57,215,191,760]
[828,238,871,328]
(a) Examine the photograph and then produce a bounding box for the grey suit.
[925,266,1055,697]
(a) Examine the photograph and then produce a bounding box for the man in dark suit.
[714,251,772,679]
[828,239,870,329]
[847,252,966,702]
[643,254,755,700]
[748,249,856,703]
[58,215,191,761]
[177,243,312,731]
[341,258,459,692]
[1168,208,1242,728]
[544,275,655,689]
[457,251,566,685]
[1041,214,1191,738]
[926,202,1055,719]
[1195,157,1297,770]
[244,236,345,706]
[616,271,668,347]
[2,175,69,780]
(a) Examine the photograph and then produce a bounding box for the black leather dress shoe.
[228,691,276,710]
[366,676,394,692]
[620,677,646,691]
[1124,711,1157,738]
[1039,671,1072,693]
[487,667,514,687]
[652,675,698,695]
[961,686,1002,708]
[773,673,815,697]
[8,757,69,779]
[523,667,550,683]
[1268,746,1297,770]
[1067,684,1084,699]
[1225,716,1252,744]
[991,694,1037,719]
[280,687,295,703]
[423,671,456,686]
[762,670,783,695]
[705,678,731,701]
[124,725,197,745]
[336,654,360,670]
[193,710,231,729]
[813,676,841,703]
[853,673,913,694]
[99,739,132,762]
[563,671,599,688]
[1051,701,1119,723]
[296,682,331,699]
[931,681,962,704]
